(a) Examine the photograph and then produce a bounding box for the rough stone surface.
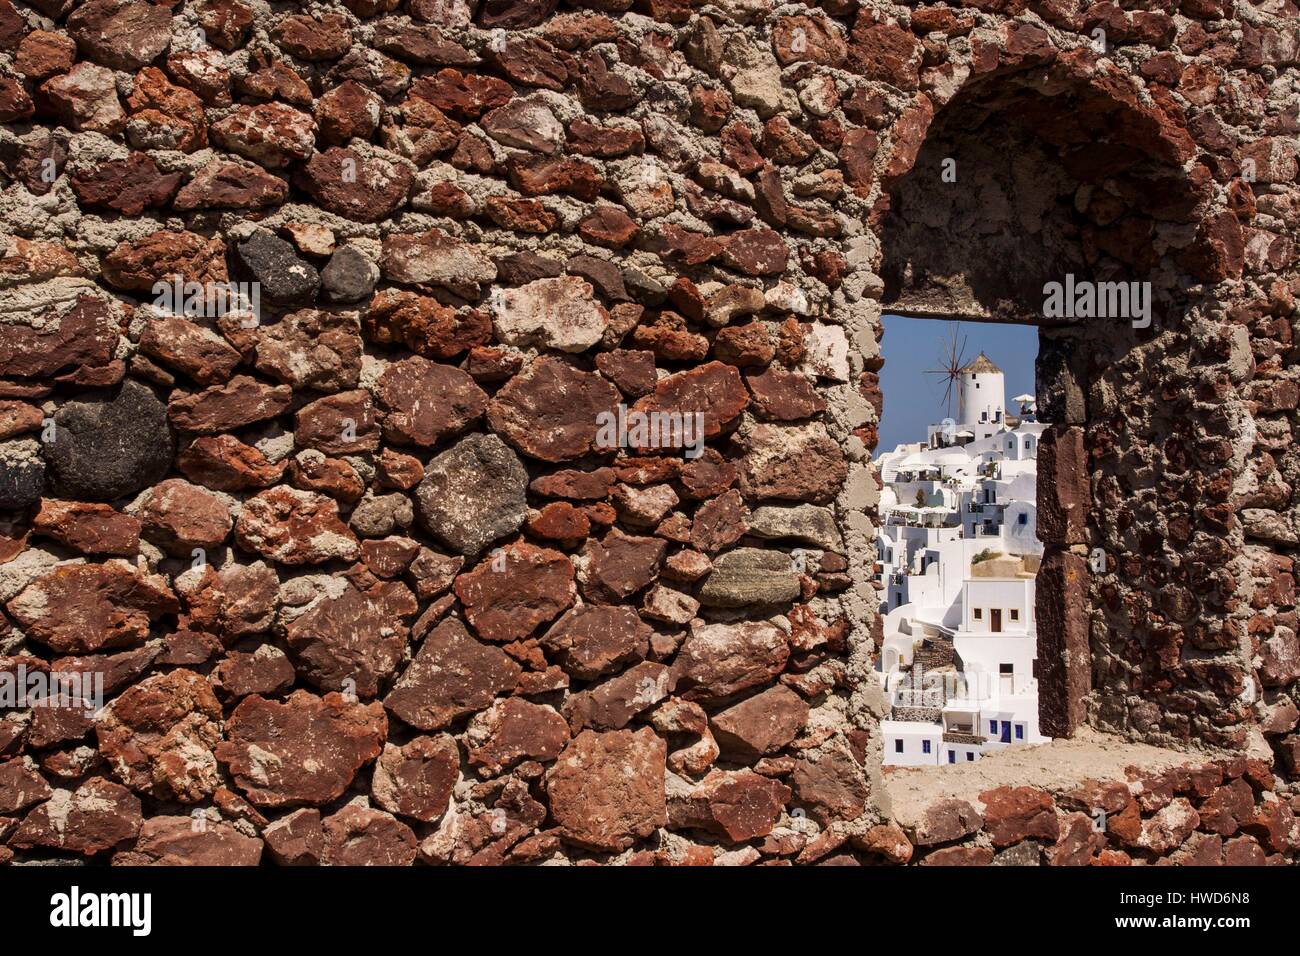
[414,434,527,556]
[0,0,1293,869]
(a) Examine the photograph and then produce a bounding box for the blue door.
[1001,721,1011,743]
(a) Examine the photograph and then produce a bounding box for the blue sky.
[876,314,1039,453]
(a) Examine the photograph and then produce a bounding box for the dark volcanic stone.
[236,229,320,306]
[45,379,175,502]
[414,433,528,556]
[0,439,45,508]
[321,245,379,303]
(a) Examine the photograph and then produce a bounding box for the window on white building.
[922,740,931,754]
[1015,724,1025,740]
[973,608,982,620]
[1010,609,1020,621]
[894,739,903,753]
[966,752,975,761]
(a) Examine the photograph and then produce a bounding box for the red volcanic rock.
[669,769,791,842]
[745,366,827,420]
[578,528,667,603]
[102,230,228,293]
[70,152,182,215]
[546,727,667,851]
[39,62,125,134]
[253,310,361,392]
[0,296,119,383]
[454,542,576,642]
[194,0,254,51]
[376,357,487,447]
[7,561,178,653]
[631,361,749,443]
[123,816,264,866]
[0,758,51,814]
[907,798,983,846]
[565,660,676,730]
[321,804,418,865]
[173,160,288,211]
[67,0,173,71]
[773,15,848,67]
[317,81,384,144]
[15,31,77,81]
[295,148,414,223]
[720,229,788,276]
[294,390,381,455]
[137,478,233,556]
[540,605,652,680]
[487,356,621,463]
[508,154,604,201]
[569,116,644,157]
[379,230,497,296]
[174,562,279,641]
[709,684,809,759]
[9,777,142,856]
[467,697,569,774]
[216,690,387,807]
[383,618,522,730]
[177,435,286,492]
[690,489,749,554]
[372,735,459,823]
[978,786,1061,847]
[262,808,324,866]
[138,314,242,386]
[272,12,353,61]
[790,746,869,825]
[32,500,141,556]
[124,66,209,152]
[234,486,360,566]
[527,501,590,547]
[411,68,512,121]
[167,376,292,434]
[848,16,923,91]
[211,103,317,169]
[674,621,790,703]
[284,577,417,697]
[736,422,848,504]
[211,644,296,698]
[95,669,223,803]
[364,290,493,358]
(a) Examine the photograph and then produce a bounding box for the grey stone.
[697,547,801,607]
[349,492,414,538]
[993,841,1043,866]
[45,379,175,502]
[237,229,320,306]
[321,245,379,303]
[414,433,528,556]
[0,439,46,509]
[747,504,843,550]
[623,267,666,306]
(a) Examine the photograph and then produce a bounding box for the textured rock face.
[382,618,521,731]
[96,669,223,803]
[414,433,527,556]
[0,1,1293,869]
[216,691,386,808]
[45,379,175,502]
[547,728,668,851]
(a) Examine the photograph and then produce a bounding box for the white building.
[875,352,1050,766]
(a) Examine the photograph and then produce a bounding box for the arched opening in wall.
[875,314,1043,769]
[871,56,1237,770]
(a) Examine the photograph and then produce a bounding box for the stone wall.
[0,0,1295,865]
